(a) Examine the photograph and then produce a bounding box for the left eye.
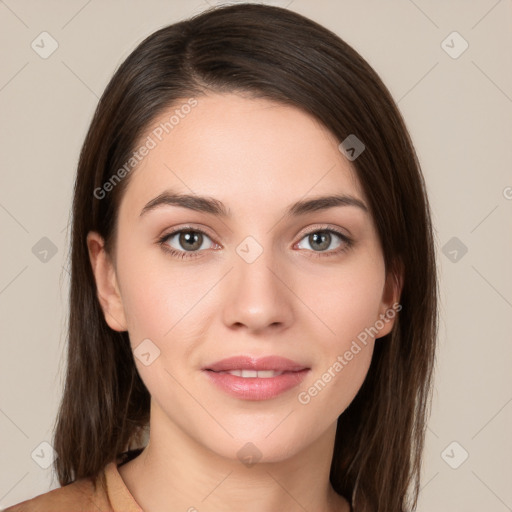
[296,229,347,253]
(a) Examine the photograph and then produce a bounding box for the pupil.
[181,231,202,250]
[311,231,330,251]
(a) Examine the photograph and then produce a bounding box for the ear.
[374,260,404,339]
[86,231,128,332]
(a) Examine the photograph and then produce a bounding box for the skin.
[87,92,402,512]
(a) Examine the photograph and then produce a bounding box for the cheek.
[116,239,209,339]
[298,253,386,347]
[115,247,223,402]
[295,273,383,408]
[297,339,374,427]
[292,254,385,412]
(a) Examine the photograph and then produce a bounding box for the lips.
[203,355,309,373]
[202,355,311,400]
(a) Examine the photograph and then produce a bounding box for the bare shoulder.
[3,475,112,512]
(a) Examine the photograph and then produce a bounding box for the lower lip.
[202,369,310,400]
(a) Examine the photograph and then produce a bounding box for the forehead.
[120,92,365,219]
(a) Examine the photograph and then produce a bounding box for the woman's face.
[88,92,399,462]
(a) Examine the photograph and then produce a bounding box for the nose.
[221,242,295,334]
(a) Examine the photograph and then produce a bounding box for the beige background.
[1,1,511,510]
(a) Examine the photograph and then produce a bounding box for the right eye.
[158,227,218,259]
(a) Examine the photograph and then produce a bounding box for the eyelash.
[157,225,353,260]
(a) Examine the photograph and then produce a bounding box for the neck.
[118,401,350,512]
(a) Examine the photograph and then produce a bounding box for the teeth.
[218,369,285,378]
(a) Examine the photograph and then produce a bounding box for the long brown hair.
[53,4,438,511]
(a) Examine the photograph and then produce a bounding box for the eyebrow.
[139,190,369,218]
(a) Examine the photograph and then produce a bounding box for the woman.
[5,3,438,511]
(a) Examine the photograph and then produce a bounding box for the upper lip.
[203,356,309,372]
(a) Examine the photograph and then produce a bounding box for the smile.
[203,368,310,400]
